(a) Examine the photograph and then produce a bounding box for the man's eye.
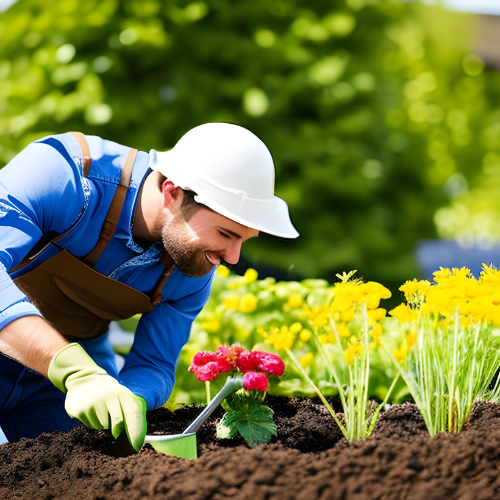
[219,231,230,239]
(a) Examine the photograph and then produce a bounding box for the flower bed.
[2,398,500,499]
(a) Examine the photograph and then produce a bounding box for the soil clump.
[1,397,500,499]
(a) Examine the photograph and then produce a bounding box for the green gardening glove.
[48,343,147,452]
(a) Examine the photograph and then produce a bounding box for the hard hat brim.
[194,192,300,239]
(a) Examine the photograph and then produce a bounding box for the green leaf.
[216,413,237,439]
[219,405,276,447]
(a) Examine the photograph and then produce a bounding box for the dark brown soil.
[2,398,500,500]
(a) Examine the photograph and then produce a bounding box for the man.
[0,123,298,451]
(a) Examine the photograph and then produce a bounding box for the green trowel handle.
[183,374,243,434]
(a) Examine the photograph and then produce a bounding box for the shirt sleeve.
[118,271,215,409]
[0,139,85,330]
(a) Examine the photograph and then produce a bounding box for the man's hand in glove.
[48,343,147,452]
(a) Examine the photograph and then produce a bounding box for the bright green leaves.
[216,391,277,447]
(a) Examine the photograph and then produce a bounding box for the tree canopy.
[1,0,498,286]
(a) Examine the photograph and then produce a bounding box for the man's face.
[161,205,259,278]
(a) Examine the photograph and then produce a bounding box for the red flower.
[191,361,220,382]
[258,353,285,377]
[243,371,269,391]
[216,357,234,372]
[237,350,264,372]
[216,345,244,359]
[191,351,218,367]
[215,345,244,372]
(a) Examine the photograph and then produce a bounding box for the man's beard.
[161,224,214,278]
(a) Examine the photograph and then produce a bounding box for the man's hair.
[181,189,209,221]
[159,174,211,221]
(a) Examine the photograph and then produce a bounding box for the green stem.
[449,309,459,432]
[205,381,211,404]
[321,316,348,411]
[361,303,370,439]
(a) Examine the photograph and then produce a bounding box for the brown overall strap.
[70,132,92,176]
[84,146,139,265]
[151,254,175,306]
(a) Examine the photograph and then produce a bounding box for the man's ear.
[161,180,183,207]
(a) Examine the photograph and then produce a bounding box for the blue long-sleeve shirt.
[0,133,214,409]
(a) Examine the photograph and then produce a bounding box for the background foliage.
[1,0,499,288]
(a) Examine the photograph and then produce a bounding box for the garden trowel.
[144,374,243,459]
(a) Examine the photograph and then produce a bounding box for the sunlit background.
[1,0,500,287]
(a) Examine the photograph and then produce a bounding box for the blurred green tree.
[0,0,496,287]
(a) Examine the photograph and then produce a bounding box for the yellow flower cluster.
[391,265,500,327]
[298,275,391,362]
[330,281,391,323]
[258,324,296,351]
[399,279,431,305]
[257,322,303,351]
[303,305,329,329]
[223,293,258,313]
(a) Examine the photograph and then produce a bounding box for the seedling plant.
[385,265,500,435]
[188,345,285,446]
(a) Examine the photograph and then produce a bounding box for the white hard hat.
[152,123,299,239]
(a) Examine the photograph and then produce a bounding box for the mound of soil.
[2,398,500,499]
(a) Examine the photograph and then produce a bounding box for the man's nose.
[223,240,243,265]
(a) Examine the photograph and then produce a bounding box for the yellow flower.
[259,325,296,351]
[223,296,240,310]
[313,314,328,329]
[299,328,312,342]
[244,268,259,284]
[406,330,417,348]
[287,293,304,309]
[392,331,416,363]
[361,282,392,309]
[432,267,452,283]
[290,322,303,334]
[336,322,351,338]
[480,264,500,284]
[392,347,406,363]
[319,333,335,345]
[200,318,221,332]
[370,322,383,344]
[239,293,258,313]
[399,279,431,304]
[459,316,472,328]
[368,308,386,324]
[389,303,419,323]
[300,352,314,369]
[305,305,328,329]
[344,344,363,364]
[216,265,231,278]
[339,308,354,322]
[257,327,268,337]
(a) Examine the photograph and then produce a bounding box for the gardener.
[0,123,298,451]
